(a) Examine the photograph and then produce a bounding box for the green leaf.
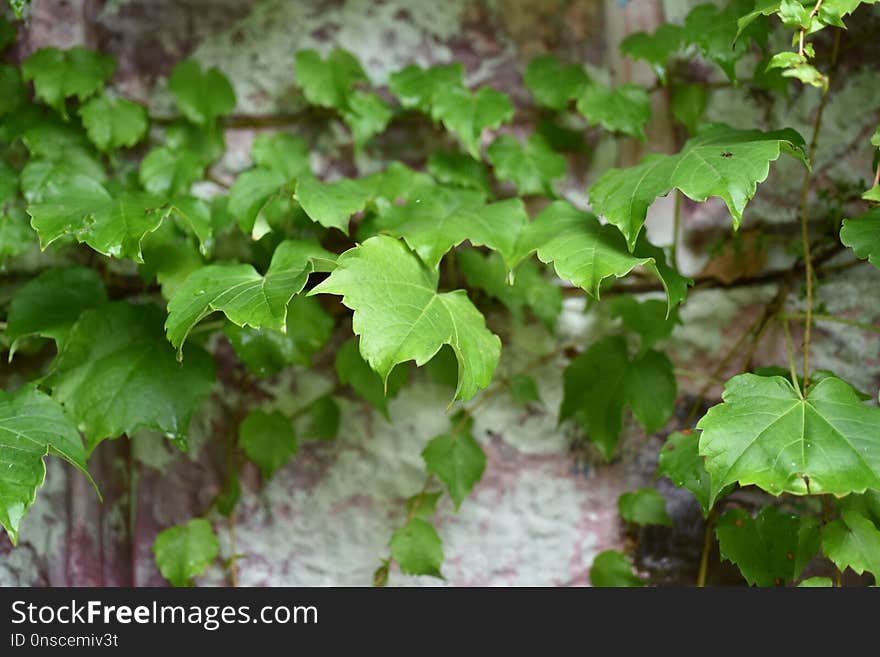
[507,374,542,407]
[697,374,880,502]
[0,209,34,263]
[590,124,807,250]
[20,147,105,204]
[422,429,487,510]
[487,134,566,196]
[685,0,763,82]
[0,385,95,545]
[523,55,589,110]
[798,576,833,587]
[311,235,500,402]
[46,302,215,452]
[21,47,115,116]
[295,174,373,233]
[0,16,14,50]
[560,335,676,460]
[300,395,340,441]
[390,518,444,578]
[620,24,682,83]
[227,167,287,235]
[658,431,728,517]
[139,146,205,198]
[167,196,213,256]
[294,48,367,110]
[342,90,392,149]
[576,82,651,140]
[590,550,645,587]
[238,409,297,480]
[0,64,24,117]
[373,186,529,270]
[78,93,148,151]
[168,59,235,125]
[822,510,880,580]
[140,238,204,300]
[840,208,880,269]
[405,491,443,520]
[670,84,709,134]
[618,488,672,526]
[27,177,170,262]
[153,518,219,587]
[610,296,679,353]
[5,266,107,353]
[389,62,464,112]
[715,506,820,586]
[334,338,407,419]
[251,132,311,181]
[426,151,490,195]
[166,240,331,356]
[864,185,880,202]
[737,0,783,39]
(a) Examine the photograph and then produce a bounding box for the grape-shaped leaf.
[140,238,204,300]
[139,146,205,198]
[390,518,444,578]
[822,510,880,580]
[798,576,833,587]
[620,24,682,83]
[166,239,332,356]
[697,374,880,503]
[311,235,500,401]
[342,89,392,148]
[618,488,672,526]
[238,409,297,480]
[153,518,219,587]
[715,506,820,586]
[294,48,367,110]
[334,338,407,419]
[5,266,107,354]
[406,491,443,520]
[373,185,529,270]
[523,55,589,110]
[487,134,566,196]
[295,174,373,233]
[27,176,170,262]
[300,395,341,442]
[166,196,213,255]
[0,209,33,263]
[168,59,235,125]
[45,302,215,452]
[20,146,105,204]
[21,46,115,116]
[671,84,709,134]
[685,0,765,82]
[658,430,731,517]
[227,167,288,235]
[389,62,464,112]
[422,428,486,510]
[427,151,490,195]
[0,385,96,545]
[590,550,645,587]
[560,335,676,460]
[251,132,311,181]
[840,208,879,269]
[78,93,148,151]
[576,82,651,140]
[610,296,680,353]
[590,124,807,250]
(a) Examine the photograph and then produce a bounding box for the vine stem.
[796,27,840,395]
[779,312,880,334]
[873,164,880,189]
[782,317,803,398]
[696,508,716,587]
[799,0,825,57]
[671,191,682,272]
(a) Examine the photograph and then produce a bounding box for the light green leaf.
[45,302,214,453]
[334,338,407,419]
[238,409,297,480]
[21,46,115,116]
[658,430,728,517]
[153,518,219,587]
[167,196,213,255]
[560,335,676,460]
[523,55,589,110]
[715,506,820,586]
[685,0,763,82]
[864,185,880,202]
[671,84,709,134]
[311,235,500,401]
[139,146,205,198]
[487,134,566,196]
[168,59,235,125]
[618,488,672,526]
[166,239,331,356]
[422,429,487,510]
[390,518,444,578]
[294,48,367,110]
[78,93,148,151]
[822,510,880,580]
[798,576,833,587]
[508,374,542,407]
[295,174,372,233]
[589,124,807,250]
[426,151,490,195]
[620,24,682,82]
[251,132,311,180]
[388,62,464,113]
[590,550,645,587]
[840,208,879,269]
[342,90,392,149]
[697,374,880,503]
[405,491,443,520]
[228,167,287,235]
[0,385,95,545]
[577,82,651,140]
[20,148,105,204]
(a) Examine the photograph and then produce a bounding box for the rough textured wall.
[1,0,878,587]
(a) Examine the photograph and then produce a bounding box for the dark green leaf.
[168,59,235,125]
[21,47,115,116]
[422,429,487,509]
[590,550,645,587]
[334,338,407,419]
[78,93,148,151]
[487,134,566,196]
[300,395,340,441]
[577,82,651,140]
[239,409,297,480]
[523,55,589,110]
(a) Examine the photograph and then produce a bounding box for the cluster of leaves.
[1,0,878,588]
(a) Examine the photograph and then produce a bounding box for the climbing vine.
[1,0,879,587]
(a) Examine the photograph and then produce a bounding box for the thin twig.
[782,318,803,398]
[780,312,880,334]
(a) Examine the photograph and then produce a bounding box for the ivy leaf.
[426,151,490,195]
[389,518,444,578]
[373,186,529,270]
[46,302,215,453]
[697,374,880,503]
[523,55,589,110]
[590,124,807,251]
[560,335,676,460]
[422,429,487,510]
[798,576,833,587]
[78,93,148,151]
[685,0,763,82]
[311,235,501,402]
[20,147,105,204]
[140,238,204,300]
[139,146,206,198]
[341,90,392,149]
[294,48,367,110]
[167,196,213,256]
[168,59,235,125]
[590,550,645,587]
[657,430,729,517]
[671,84,709,134]
[227,168,287,235]
[251,132,311,181]
[21,46,115,116]
[27,177,170,262]
[406,491,443,520]
[295,174,373,233]
[0,385,96,545]
[487,134,566,196]
[389,63,464,112]
[822,510,880,580]
[238,409,297,480]
[840,208,880,269]
[334,338,407,419]
[300,395,340,441]
[610,296,679,353]
[620,24,682,83]
[618,488,672,527]
[0,64,24,117]
[508,374,542,407]
[0,209,34,263]
[152,518,219,587]
[5,266,107,354]
[576,82,651,140]
[715,506,820,586]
